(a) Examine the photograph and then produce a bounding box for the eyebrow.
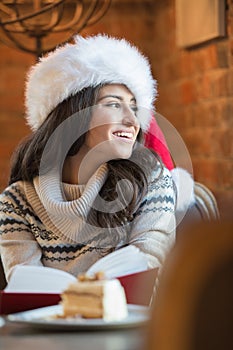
[97,94,136,103]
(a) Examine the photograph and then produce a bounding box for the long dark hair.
[10,86,97,184]
[10,85,161,246]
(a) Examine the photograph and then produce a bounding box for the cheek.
[90,107,119,129]
[85,125,111,148]
[135,126,140,137]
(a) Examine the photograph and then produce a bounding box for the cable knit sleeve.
[129,165,176,269]
[0,183,43,281]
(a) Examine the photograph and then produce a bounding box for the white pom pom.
[171,167,195,212]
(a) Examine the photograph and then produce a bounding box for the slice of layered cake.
[60,272,128,321]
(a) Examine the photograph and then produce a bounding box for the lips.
[112,131,134,140]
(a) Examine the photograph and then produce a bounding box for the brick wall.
[149,0,233,219]
[0,48,33,189]
[0,0,232,218]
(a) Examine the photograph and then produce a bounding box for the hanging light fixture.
[0,0,111,58]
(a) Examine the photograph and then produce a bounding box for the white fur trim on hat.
[25,34,157,131]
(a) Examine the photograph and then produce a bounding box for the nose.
[122,104,139,127]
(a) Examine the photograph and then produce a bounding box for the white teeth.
[114,132,133,138]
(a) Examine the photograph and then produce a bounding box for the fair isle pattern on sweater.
[0,163,176,281]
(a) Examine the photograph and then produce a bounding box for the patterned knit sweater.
[0,163,176,282]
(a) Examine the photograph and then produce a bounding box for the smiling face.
[85,84,140,161]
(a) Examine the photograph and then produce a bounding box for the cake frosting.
[60,273,128,321]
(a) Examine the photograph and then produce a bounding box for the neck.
[62,145,106,185]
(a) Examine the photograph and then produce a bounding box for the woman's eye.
[130,105,138,114]
[105,102,121,108]
[103,102,138,114]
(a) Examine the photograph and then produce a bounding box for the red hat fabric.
[144,116,174,170]
[145,116,195,214]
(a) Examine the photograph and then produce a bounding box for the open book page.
[4,245,148,293]
[5,266,76,293]
[86,245,148,278]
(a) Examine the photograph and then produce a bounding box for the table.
[0,317,148,350]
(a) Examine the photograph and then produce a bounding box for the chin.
[119,148,133,159]
[108,151,132,161]
[121,153,132,159]
[106,144,134,161]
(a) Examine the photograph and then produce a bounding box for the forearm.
[0,231,43,282]
[128,166,176,268]
[0,199,43,282]
[129,212,176,269]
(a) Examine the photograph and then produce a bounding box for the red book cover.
[118,267,158,306]
[0,292,61,315]
[0,268,158,315]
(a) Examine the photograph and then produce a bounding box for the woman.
[0,34,176,282]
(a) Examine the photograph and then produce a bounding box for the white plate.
[5,304,150,330]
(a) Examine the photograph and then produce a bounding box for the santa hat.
[25,34,157,131]
[145,117,195,213]
[25,33,195,215]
